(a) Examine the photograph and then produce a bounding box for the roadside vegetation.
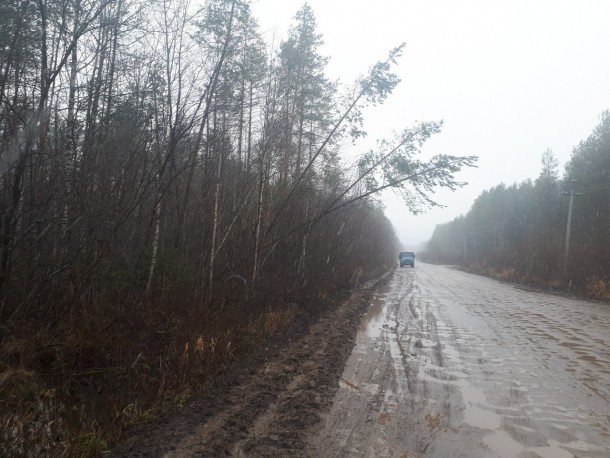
[0,0,476,455]
[423,113,610,300]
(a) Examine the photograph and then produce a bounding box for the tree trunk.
[207,150,223,294]
[146,199,161,295]
[251,155,266,284]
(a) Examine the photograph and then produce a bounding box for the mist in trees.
[0,0,473,313]
[424,112,610,296]
[0,0,476,453]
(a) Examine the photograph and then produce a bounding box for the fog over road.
[308,263,610,457]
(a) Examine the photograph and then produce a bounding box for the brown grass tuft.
[587,277,610,300]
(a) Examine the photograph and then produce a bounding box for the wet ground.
[112,264,610,457]
[308,263,610,457]
[111,276,390,457]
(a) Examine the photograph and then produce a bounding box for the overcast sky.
[251,0,610,248]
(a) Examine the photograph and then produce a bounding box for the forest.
[424,113,610,299]
[0,0,476,454]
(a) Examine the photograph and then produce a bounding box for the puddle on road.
[321,267,610,458]
[411,332,503,432]
[456,379,502,430]
[360,287,392,338]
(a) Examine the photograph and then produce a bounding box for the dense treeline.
[0,0,474,454]
[424,113,610,297]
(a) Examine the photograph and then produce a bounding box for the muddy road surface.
[310,263,610,457]
[114,264,610,457]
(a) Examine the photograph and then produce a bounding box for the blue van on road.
[399,252,415,267]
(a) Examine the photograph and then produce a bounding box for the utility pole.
[562,180,580,279]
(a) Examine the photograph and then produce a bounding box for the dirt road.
[114,264,610,457]
[309,263,610,457]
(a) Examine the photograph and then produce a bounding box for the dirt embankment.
[111,273,391,457]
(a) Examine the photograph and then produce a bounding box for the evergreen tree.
[564,112,610,281]
[276,3,335,182]
[424,113,610,289]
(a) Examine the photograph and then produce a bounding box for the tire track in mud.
[308,268,457,457]
[312,263,610,458]
[115,264,610,457]
[393,271,454,454]
[414,264,610,458]
[111,274,392,457]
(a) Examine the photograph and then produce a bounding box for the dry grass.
[69,431,109,457]
[497,268,516,281]
[256,304,298,337]
[541,279,564,289]
[587,278,610,300]
[0,367,70,457]
[0,298,303,456]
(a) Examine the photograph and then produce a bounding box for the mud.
[309,263,610,458]
[113,264,610,457]
[111,274,391,457]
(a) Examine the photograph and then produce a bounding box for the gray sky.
[252,0,610,248]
